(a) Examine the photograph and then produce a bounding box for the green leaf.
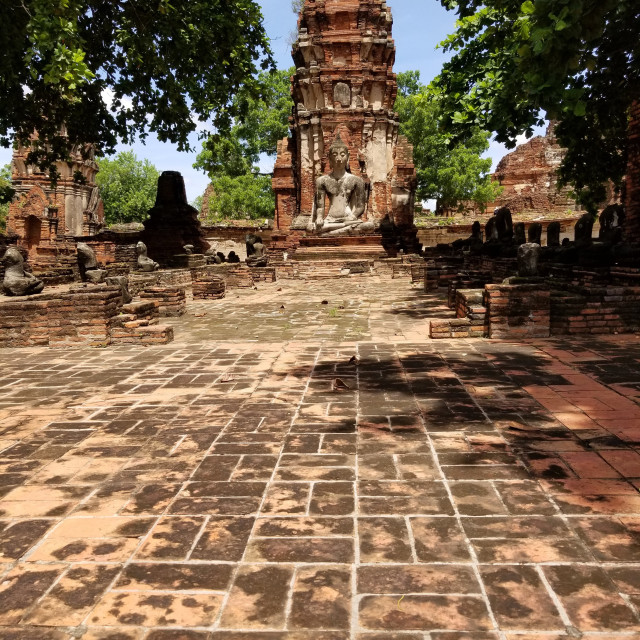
[521,1,535,15]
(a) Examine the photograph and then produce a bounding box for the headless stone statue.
[518,243,541,277]
[77,243,106,284]
[452,220,483,250]
[528,223,542,245]
[547,221,561,247]
[514,222,526,245]
[574,213,594,248]
[246,234,268,267]
[1,247,45,296]
[599,204,625,245]
[309,135,374,237]
[136,241,159,272]
[485,217,498,242]
[105,276,133,305]
[494,207,514,241]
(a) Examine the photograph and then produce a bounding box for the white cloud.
[101,87,133,111]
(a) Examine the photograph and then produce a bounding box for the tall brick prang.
[272,0,418,251]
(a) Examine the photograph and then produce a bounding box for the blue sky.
[0,1,540,203]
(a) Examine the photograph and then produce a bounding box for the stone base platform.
[270,233,391,262]
[294,245,387,261]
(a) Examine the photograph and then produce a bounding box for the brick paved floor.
[0,276,639,640]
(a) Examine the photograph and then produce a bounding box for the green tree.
[0,0,273,174]
[396,71,501,213]
[203,174,274,222]
[195,68,293,177]
[0,164,13,234]
[194,68,293,220]
[433,0,639,213]
[96,152,160,225]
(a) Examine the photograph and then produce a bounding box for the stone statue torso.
[317,173,364,222]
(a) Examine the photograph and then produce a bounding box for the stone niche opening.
[24,216,42,251]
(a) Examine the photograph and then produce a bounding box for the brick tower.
[7,141,104,263]
[272,0,419,256]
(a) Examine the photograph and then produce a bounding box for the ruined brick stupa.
[272,0,419,256]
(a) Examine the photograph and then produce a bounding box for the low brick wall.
[485,283,551,339]
[550,285,640,335]
[139,286,186,317]
[171,254,207,269]
[0,286,175,348]
[191,268,227,300]
[411,263,426,283]
[430,289,488,339]
[430,317,483,339]
[0,286,121,347]
[128,269,192,296]
[109,300,173,345]
[250,267,277,283]
[201,264,254,289]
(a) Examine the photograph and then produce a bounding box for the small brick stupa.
[271,0,419,258]
[141,171,210,267]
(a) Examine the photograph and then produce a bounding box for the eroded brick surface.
[0,277,638,638]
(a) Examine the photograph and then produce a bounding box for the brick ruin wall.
[0,287,121,348]
[626,101,640,244]
[455,124,618,219]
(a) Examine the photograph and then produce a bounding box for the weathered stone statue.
[105,276,133,305]
[514,222,526,245]
[227,251,240,264]
[574,213,594,248]
[1,246,45,296]
[547,221,561,247]
[452,220,483,250]
[308,136,375,237]
[77,242,106,283]
[136,241,159,272]
[518,243,541,277]
[485,217,499,242]
[205,247,223,265]
[494,207,514,241]
[246,234,268,267]
[528,223,542,245]
[599,204,625,245]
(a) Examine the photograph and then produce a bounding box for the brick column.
[625,101,640,244]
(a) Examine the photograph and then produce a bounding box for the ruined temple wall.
[626,101,640,244]
[481,126,580,216]
[7,144,105,260]
[273,0,417,234]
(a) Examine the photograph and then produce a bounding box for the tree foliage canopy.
[0,0,273,172]
[396,71,501,212]
[195,69,293,179]
[204,174,274,222]
[433,0,639,212]
[195,68,293,221]
[96,151,159,225]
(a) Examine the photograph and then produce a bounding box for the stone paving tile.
[0,278,639,638]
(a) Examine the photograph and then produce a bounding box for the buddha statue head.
[328,134,349,174]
